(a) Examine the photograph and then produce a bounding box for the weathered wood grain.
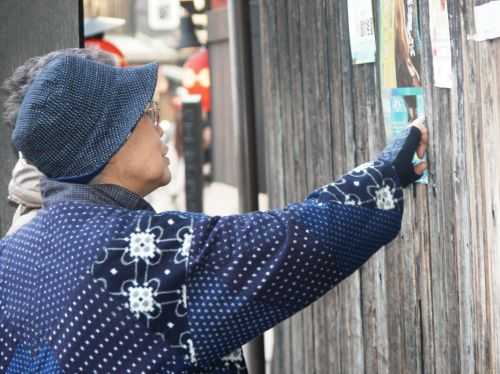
[258,0,500,372]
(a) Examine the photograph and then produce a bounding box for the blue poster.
[383,87,428,184]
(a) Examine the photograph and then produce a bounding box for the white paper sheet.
[429,0,453,88]
[471,1,500,41]
[347,0,377,64]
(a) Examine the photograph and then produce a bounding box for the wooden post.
[228,1,265,373]
[0,0,80,236]
[182,95,204,213]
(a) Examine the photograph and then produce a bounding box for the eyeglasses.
[126,101,160,139]
[143,101,160,129]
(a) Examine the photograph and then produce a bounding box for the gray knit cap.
[12,54,158,183]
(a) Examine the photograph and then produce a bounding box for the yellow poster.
[380,0,397,89]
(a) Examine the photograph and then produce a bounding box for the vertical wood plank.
[258,0,500,372]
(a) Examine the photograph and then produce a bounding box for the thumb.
[414,161,427,176]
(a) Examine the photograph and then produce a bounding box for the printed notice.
[471,1,500,41]
[347,0,377,64]
[429,0,452,88]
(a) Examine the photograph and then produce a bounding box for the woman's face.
[96,111,172,197]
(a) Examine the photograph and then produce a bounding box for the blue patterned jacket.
[0,160,403,373]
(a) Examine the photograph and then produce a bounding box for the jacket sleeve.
[186,159,404,366]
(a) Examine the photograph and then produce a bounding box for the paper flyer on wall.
[470,1,500,41]
[347,0,377,64]
[379,0,428,183]
[429,0,452,88]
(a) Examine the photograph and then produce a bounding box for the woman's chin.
[159,170,172,187]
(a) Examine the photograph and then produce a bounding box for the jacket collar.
[40,178,155,212]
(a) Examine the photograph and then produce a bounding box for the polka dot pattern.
[183,161,403,365]
[4,344,62,374]
[0,322,21,373]
[187,198,401,364]
[0,161,402,372]
[0,201,249,373]
[49,279,185,373]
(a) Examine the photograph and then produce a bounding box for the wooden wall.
[258,0,499,373]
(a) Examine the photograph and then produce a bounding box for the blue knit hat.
[12,54,159,183]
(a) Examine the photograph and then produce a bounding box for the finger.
[416,127,428,158]
[409,117,425,131]
[414,161,427,176]
[409,118,428,158]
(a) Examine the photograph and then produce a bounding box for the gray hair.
[2,48,117,129]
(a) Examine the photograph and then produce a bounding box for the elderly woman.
[0,52,427,373]
[3,48,117,236]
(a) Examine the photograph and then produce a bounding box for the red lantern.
[85,38,128,67]
[211,0,227,9]
[182,48,211,113]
